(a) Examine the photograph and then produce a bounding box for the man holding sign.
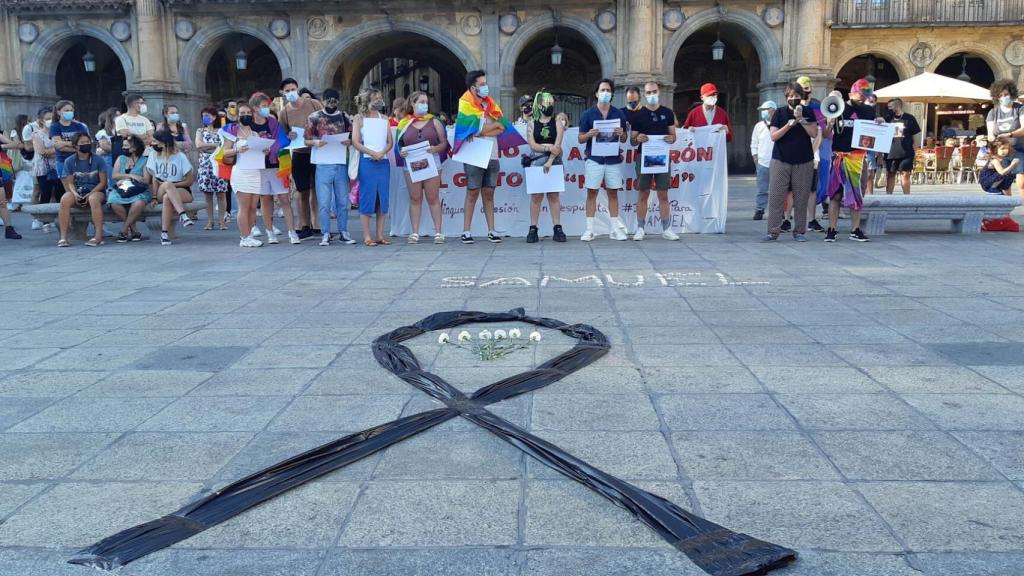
[630,81,679,241]
[305,88,356,247]
[452,70,526,244]
[579,78,629,242]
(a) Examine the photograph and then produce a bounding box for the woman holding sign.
[396,91,448,245]
[352,88,394,246]
[524,90,567,243]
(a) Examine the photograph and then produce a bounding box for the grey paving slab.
[78,370,212,397]
[0,483,48,518]
[0,548,89,576]
[728,343,848,367]
[125,549,323,576]
[798,325,912,344]
[776,393,936,430]
[531,394,660,431]
[214,431,380,483]
[528,430,679,480]
[643,366,763,393]
[524,548,706,576]
[861,366,1009,394]
[0,481,201,547]
[966,365,1024,394]
[952,431,1024,480]
[749,366,884,394]
[8,397,172,433]
[857,481,1024,551]
[930,342,1024,366]
[828,343,955,366]
[0,371,107,397]
[70,432,252,481]
[0,432,117,480]
[304,368,414,395]
[267,395,409,432]
[0,348,60,370]
[692,481,902,552]
[322,548,522,576]
[912,552,1024,576]
[373,428,522,479]
[31,347,160,370]
[772,552,919,576]
[137,396,290,432]
[131,345,250,371]
[813,431,1002,481]
[901,394,1024,430]
[186,368,319,396]
[657,394,796,431]
[339,480,519,546]
[673,431,839,480]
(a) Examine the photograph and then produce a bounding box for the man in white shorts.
[578,78,628,241]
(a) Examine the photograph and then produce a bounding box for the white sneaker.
[31,219,42,231]
[608,228,627,241]
[633,228,646,241]
[580,230,595,242]
[42,223,53,233]
[615,221,629,238]
[338,231,357,245]
[251,227,263,237]
[274,207,284,218]
[239,236,262,247]
[272,225,282,236]
[288,231,301,244]
[256,209,262,217]
[179,213,194,227]
[319,234,330,246]
[662,229,680,241]
[267,230,279,244]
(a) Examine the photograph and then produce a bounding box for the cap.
[851,78,872,96]
[519,95,533,107]
[700,83,718,98]
[758,100,778,110]
[796,76,812,90]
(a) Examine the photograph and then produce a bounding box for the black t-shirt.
[832,102,876,152]
[770,105,817,165]
[630,106,676,155]
[883,112,921,159]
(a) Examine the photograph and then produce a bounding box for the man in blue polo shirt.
[578,78,628,241]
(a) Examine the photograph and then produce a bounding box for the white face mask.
[138,104,148,115]
[285,91,299,103]
[703,96,717,107]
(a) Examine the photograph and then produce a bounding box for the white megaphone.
[821,94,845,120]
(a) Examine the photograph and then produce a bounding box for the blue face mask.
[597,91,612,104]
[760,110,771,122]
[646,94,659,106]
[284,91,299,103]
[477,85,489,98]
[414,103,429,115]
[259,107,271,118]
[1000,95,1013,106]
[168,113,180,123]
[61,111,74,122]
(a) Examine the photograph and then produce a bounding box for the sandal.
[57,239,70,248]
[85,238,103,247]
[204,222,214,231]
[407,233,419,244]
[364,239,378,246]
[434,233,445,244]
[378,238,392,245]
[219,223,229,230]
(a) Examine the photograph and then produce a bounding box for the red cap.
[700,83,718,98]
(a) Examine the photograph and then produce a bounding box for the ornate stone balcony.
[2,0,132,13]
[832,0,1024,28]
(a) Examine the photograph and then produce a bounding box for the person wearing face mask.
[630,81,679,241]
[622,86,643,129]
[352,88,395,246]
[305,88,358,246]
[115,94,155,155]
[195,106,230,229]
[56,132,108,247]
[452,69,526,244]
[279,78,325,239]
[682,83,733,142]
[762,83,818,242]
[514,95,534,132]
[390,98,408,128]
[109,135,151,242]
[823,78,883,242]
[156,104,192,155]
[49,100,90,181]
[883,97,920,195]
[750,101,777,220]
[217,99,239,129]
[578,78,628,241]
[146,130,196,246]
[986,79,1024,198]
[395,90,449,245]
[524,90,567,243]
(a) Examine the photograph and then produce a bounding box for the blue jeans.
[315,164,349,233]
[755,164,770,211]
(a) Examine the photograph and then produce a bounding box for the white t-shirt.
[146,151,192,183]
[115,113,153,138]
[21,123,39,143]
[482,114,499,161]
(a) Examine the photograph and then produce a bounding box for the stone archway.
[834,53,904,92]
[177,22,292,97]
[500,14,615,113]
[23,23,135,100]
[832,44,915,83]
[928,43,1012,85]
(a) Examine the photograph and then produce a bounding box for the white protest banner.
[388,125,728,237]
[851,120,896,154]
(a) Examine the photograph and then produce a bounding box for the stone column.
[616,0,662,101]
[135,0,170,88]
[784,0,834,100]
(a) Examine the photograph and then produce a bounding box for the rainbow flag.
[451,91,525,155]
[0,152,13,184]
[271,122,291,187]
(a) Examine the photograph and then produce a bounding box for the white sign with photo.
[403,140,438,183]
[851,120,896,154]
[591,119,621,157]
[640,136,670,174]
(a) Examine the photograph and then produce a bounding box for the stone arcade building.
[1,0,1022,171]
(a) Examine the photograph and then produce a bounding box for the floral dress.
[196,127,228,194]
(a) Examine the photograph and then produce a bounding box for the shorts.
[465,159,499,190]
[231,168,288,196]
[636,156,670,191]
[291,151,313,191]
[583,159,623,190]
[885,156,914,173]
[1011,149,1024,176]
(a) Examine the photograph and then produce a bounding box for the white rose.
[509,328,522,339]
[493,329,507,340]
[479,330,492,340]
[438,333,450,344]
[529,331,542,342]
[458,331,472,342]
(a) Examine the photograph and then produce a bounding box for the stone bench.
[22,201,208,241]
[859,194,1021,235]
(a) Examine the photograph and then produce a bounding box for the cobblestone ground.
[1,178,1023,576]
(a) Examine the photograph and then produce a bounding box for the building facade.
[1,0,1022,171]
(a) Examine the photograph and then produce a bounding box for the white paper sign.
[361,117,388,158]
[452,136,494,169]
[640,136,670,174]
[236,137,275,170]
[525,165,565,194]
[851,120,896,154]
[286,127,306,150]
[403,140,438,183]
[591,119,621,157]
[311,133,349,165]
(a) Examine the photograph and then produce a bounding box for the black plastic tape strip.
[71,309,796,575]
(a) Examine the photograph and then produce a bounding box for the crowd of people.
[1,72,1021,247]
[750,76,1024,241]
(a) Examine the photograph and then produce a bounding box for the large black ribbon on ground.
[70,309,796,576]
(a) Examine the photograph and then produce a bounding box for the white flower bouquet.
[437,327,542,360]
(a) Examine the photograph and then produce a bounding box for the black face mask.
[239,115,254,126]
[371,102,385,112]
[540,106,554,117]
[78,144,92,154]
[152,144,163,153]
[787,98,802,109]
[521,106,532,115]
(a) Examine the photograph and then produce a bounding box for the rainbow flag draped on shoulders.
[451,90,525,155]
[214,117,292,186]
[394,113,450,166]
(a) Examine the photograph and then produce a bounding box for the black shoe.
[4,226,21,240]
[116,231,129,243]
[487,232,502,243]
[130,229,144,241]
[312,228,321,235]
[824,228,837,242]
[460,233,474,244]
[552,225,567,242]
[753,210,764,221]
[850,228,870,242]
[526,226,539,243]
[297,227,312,239]
[780,219,792,232]
[808,219,825,232]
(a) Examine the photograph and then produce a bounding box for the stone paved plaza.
[2,178,1024,576]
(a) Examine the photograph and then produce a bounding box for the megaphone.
[822,94,845,120]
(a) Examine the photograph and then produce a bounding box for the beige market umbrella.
[873,72,992,104]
